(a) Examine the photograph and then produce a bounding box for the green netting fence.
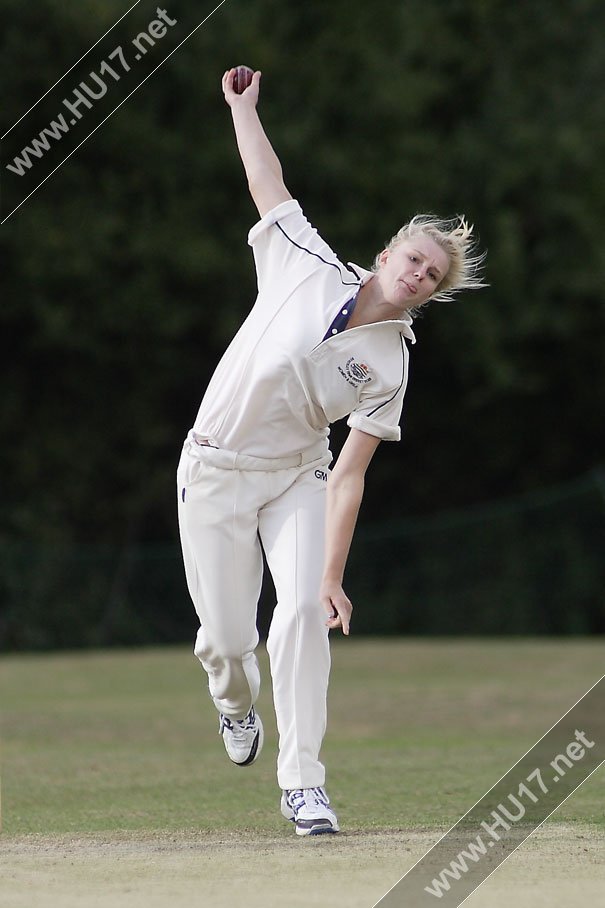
[1,471,604,650]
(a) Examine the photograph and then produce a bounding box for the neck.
[350,275,409,328]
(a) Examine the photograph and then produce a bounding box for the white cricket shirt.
[190,200,416,459]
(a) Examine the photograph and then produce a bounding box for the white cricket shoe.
[219,707,264,766]
[281,786,340,836]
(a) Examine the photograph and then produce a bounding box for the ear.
[377,248,389,268]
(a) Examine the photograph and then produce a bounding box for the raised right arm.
[222,68,292,218]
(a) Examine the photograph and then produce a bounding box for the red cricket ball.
[233,65,254,94]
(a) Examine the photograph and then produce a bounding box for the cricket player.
[177,68,485,835]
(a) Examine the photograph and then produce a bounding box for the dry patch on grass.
[1,823,603,908]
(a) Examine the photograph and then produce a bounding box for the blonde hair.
[373,214,487,315]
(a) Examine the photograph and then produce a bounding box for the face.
[376,236,450,310]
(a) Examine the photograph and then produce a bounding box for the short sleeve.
[247,200,352,296]
[346,341,410,442]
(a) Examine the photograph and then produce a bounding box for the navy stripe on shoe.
[236,730,260,767]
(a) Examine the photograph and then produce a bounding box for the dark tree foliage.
[1,0,604,550]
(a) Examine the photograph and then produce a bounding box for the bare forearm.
[323,473,365,583]
[321,430,380,636]
[222,68,290,216]
[230,103,284,190]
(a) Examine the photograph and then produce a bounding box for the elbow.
[247,162,284,196]
[328,470,365,500]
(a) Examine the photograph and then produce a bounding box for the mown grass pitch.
[2,638,604,835]
[1,639,604,907]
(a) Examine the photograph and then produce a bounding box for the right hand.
[222,68,261,109]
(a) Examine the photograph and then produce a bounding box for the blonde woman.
[177,68,486,836]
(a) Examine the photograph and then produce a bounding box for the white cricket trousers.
[177,439,332,791]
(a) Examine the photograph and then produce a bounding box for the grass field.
[1,639,604,907]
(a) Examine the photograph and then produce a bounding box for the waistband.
[184,435,330,472]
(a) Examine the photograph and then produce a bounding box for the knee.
[271,596,325,635]
[194,630,258,666]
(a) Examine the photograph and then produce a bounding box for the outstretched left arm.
[321,429,381,635]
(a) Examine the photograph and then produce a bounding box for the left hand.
[320,578,352,636]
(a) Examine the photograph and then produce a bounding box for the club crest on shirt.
[338,357,373,388]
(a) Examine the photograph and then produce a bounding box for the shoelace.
[220,708,256,742]
[288,787,329,812]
